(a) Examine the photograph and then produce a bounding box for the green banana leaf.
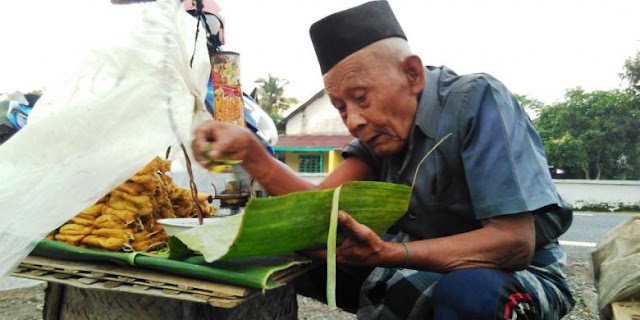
[172,181,412,262]
[32,239,310,289]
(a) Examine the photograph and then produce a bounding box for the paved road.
[559,211,635,262]
[560,212,633,244]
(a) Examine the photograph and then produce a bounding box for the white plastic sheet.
[0,0,211,279]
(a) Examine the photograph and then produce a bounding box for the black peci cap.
[309,1,406,75]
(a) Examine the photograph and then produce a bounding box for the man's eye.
[355,94,366,103]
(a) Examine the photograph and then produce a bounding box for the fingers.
[192,122,240,165]
[338,211,372,242]
[192,121,218,164]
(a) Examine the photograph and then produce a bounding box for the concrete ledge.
[554,179,640,186]
[297,174,640,212]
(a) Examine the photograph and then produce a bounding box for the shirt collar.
[414,66,443,139]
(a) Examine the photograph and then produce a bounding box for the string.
[185,0,206,225]
[411,133,453,188]
[189,2,203,68]
[181,144,205,225]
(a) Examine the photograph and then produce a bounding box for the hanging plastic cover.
[0,0,211,279]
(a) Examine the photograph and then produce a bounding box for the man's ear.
[402,55,425,95]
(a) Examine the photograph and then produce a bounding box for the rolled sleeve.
[460,77,559,219]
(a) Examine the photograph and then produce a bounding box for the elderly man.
[192,1,575,319]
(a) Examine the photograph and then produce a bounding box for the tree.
[514,93,545,119]
[534,88,639,180]
[620,50,640,95]
[253,75,299,124]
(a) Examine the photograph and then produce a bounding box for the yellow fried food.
[102,207,137,224]
[111,190,152,207]
[131,230,167,252]
[54,234,85,245]
[136,157,171,175]
[131,239,165,252]
[110,190,153,214]
[168,186,190,201]
[197,193,211,203]
[115,182,146,196]
[81,235,127,251]
[202,203,217,216]
[106,197,152,216]
[106,197,139,213]
[70,216,95,227]
[129,174,156,191]
[157,202,175,218]
[92,228,133,240]
[93,214,125,229]
[49,157,222,252]
[76,213,97,221]
[159,173,173,185]
[82,203,105,216]
[59,224,93,236]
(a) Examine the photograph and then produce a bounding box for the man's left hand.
[308,211,391,266]
[335,210,391,265]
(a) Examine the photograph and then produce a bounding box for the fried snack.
[82,203,105,216]
[202,202,217,216]
[111,190,153,207]
[153,180,175,218]
[106,197,139,213]
[50,157,213,252]
[54,234,85,246]
[92,228,134,240]
[159,173,173,185]
[115,182,146,196]
[131,237,165,252]
[102,207,137,224]
[129,174,156,192]
[197,193,210,203]
[70,216,95,227]
[131,228,167,252]
[110,190,153,215]
[81,235,128,251]
[93,214,126,229]
[59,224,93,236]
[136,157,171,175]
[155,201,175,218]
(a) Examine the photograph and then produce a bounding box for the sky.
[0,0,639,109]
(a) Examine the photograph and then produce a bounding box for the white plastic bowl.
[157,218,225,236]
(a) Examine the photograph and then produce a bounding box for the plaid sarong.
[357,233,575,320]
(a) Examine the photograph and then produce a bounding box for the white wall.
[285,94,349,135]
[554,180,640,211]
[296,174,640,211]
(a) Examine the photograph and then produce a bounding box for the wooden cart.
[14,256,310,319]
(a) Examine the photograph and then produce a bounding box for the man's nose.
[346,110,367,132]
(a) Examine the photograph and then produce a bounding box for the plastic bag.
[591,215,640,319]
[0,0,211,279]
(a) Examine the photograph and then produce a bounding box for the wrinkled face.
[324,51,419,156]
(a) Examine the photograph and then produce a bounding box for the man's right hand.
[192,120,260,169]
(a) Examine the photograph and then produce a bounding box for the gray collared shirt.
[343,66,571,243]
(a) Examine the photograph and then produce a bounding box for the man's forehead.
[323,61,372,94]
